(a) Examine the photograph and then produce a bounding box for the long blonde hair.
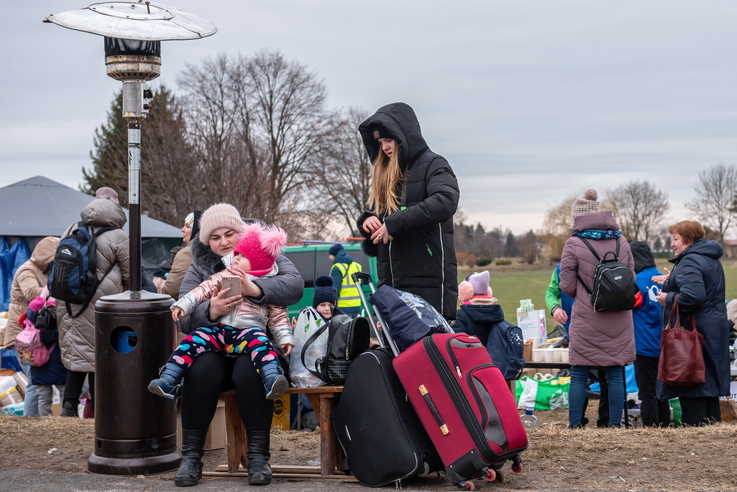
[368,147,403,216]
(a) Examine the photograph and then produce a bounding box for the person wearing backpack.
[56,187,130,417]
[453,271,525,381]
[22,295,67,417]
[5,236,59,417]
[560,189,636,429]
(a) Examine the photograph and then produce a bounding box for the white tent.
[0,176,183,309]
[0,176,181,238]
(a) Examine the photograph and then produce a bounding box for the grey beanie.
[571,189,600,219]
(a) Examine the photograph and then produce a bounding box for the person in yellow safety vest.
[328,244,363,319]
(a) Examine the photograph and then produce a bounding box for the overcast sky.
[2,1,736,235]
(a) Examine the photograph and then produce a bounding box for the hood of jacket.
[191,236,227,274]
[572,211,620,232]
[670,237,724,265]
[359,102,429,171]
[80,197,127,229]
[459,303,505,325]
[630,241,656,273]
[333,249,353,265]
[30,236,59,271]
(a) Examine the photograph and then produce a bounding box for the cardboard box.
[51,386,60,417]
[176,398,226,450]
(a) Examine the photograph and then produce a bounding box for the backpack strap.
[576,237,599,296]
[301,321,332,383]
[577,237,601,261]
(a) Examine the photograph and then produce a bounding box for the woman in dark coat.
[560,189,636,428]
[174,204,304,487]
[654,220,730,426]
[356,103,460,319]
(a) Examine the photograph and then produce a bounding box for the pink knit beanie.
[570,189,600,219]
[233,223,288,277]
[199,204,246,243]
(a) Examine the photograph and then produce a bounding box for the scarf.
[572,229,621,240]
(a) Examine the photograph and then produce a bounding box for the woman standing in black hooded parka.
[357,103,460,320]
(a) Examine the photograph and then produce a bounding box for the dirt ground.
[1,408,737,491]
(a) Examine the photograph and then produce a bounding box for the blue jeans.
[569,365,624,427]
[12,346,40,417]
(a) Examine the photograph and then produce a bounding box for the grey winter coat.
[57,198,130,373]
[560,212,636,367]
[657,238,730,400]
[177,237,304,335]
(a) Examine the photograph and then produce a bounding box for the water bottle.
[520,407,540,429]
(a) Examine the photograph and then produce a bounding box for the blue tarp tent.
[0,176,183,310]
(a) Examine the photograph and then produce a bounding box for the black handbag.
[302,313,370,385]
[34,305,57,331]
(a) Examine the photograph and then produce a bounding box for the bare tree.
[542,194,576,260]
[686,164,737,242]
[606,180,670,243]
[308,108,372,236]
[247,50,332,225]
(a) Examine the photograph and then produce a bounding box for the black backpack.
[577,237,637,312]
[48,222,118,318]
[301,313,370,385]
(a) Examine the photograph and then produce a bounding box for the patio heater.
[44,2,216,475]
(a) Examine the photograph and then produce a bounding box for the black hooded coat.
[657,238,730,400]
[356,103,459,319]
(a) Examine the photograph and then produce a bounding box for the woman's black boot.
[175,429,208,487]
[246,429,272,485]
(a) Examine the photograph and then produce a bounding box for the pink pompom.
[458,281,475,303]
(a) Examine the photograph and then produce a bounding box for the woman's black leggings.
[180,351,273,432]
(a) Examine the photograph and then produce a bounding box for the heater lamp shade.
[44,1,217,41]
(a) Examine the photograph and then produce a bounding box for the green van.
[281,241,379,319]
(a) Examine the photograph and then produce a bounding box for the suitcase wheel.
[512,462,523,473]
[482,468,497,482]
[459,481,475,491]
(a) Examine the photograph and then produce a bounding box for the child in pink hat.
[149,223,293,400]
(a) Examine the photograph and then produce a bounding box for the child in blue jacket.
[630,241,669,427]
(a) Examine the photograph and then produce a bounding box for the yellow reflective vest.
[331,262,363,308]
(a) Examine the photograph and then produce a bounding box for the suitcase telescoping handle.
[351,272,401,357]
[419,385,449,435]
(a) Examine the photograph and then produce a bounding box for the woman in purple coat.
[560,189,636,428]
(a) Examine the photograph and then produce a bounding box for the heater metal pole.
[128,122,142,292]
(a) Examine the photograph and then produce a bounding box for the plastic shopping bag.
[515,375,570,410]
[289,307,328,388]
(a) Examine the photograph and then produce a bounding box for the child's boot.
[148,362,186,399]
[260,362,288,400]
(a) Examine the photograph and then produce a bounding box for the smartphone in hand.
[220,276,241,298]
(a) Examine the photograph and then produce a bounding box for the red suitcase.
[393,333,528,490]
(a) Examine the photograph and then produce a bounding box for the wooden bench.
[218,386,345,478]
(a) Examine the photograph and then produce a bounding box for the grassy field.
[458,258,737,331]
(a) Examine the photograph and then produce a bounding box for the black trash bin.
[88,290,181,475]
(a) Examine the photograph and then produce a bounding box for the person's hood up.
[333,249,353,265]
[30,236,59,271]
[572,211,620,233]
[80,197,127,229]
[630,241,656,273]
[460,303,505,325]
[670,237,724,264]
[359,102,429,171]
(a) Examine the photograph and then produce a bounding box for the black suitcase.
[333,346,443,487]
